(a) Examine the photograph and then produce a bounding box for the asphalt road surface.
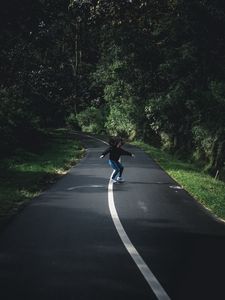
[0,133,225,300]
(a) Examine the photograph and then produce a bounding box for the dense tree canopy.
[1,0,225,175]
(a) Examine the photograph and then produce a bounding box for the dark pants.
[108,160,124,179]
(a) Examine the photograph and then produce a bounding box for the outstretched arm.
[100,147,111,158]
[120,148,134,157]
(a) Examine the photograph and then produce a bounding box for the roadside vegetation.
[1,1,225,180]
[133,141,225,221]
[1,2,225,223]
[0,129,84,227]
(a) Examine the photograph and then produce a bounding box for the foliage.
[145,84,194,152]
[0,87,40,154]
[76,106,105,133]
[105,104,136,139]
[1,0,225,175]
[0,129,84,226]
[66,113,81,130]
[92,46,140,139]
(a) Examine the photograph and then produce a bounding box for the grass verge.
[133,141,225,221]
[0,129,85,227]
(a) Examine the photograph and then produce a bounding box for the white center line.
[108,179,171,300]
[77,133,171,299]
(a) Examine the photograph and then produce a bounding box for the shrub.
[105,104,136,140]
[0,87,40,154]
[76,106,105,134]
[65,113,81,130]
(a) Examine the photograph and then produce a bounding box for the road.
[0,133,225,300]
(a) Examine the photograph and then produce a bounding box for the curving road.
[0,133,225,300]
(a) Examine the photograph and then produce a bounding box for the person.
[100,137,135,183]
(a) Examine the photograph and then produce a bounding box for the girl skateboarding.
[100,137,135,183]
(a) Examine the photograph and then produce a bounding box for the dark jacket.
[101,146,132,162]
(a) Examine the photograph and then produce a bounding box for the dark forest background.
[1,0,225,176]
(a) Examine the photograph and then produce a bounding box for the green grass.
[133,141,225,221]
[0,129,85,225]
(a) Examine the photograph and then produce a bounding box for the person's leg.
[108,160,120,180]
[116,161,124,178]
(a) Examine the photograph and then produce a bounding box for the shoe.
[117,177,124,182]
[111,179,118,183]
